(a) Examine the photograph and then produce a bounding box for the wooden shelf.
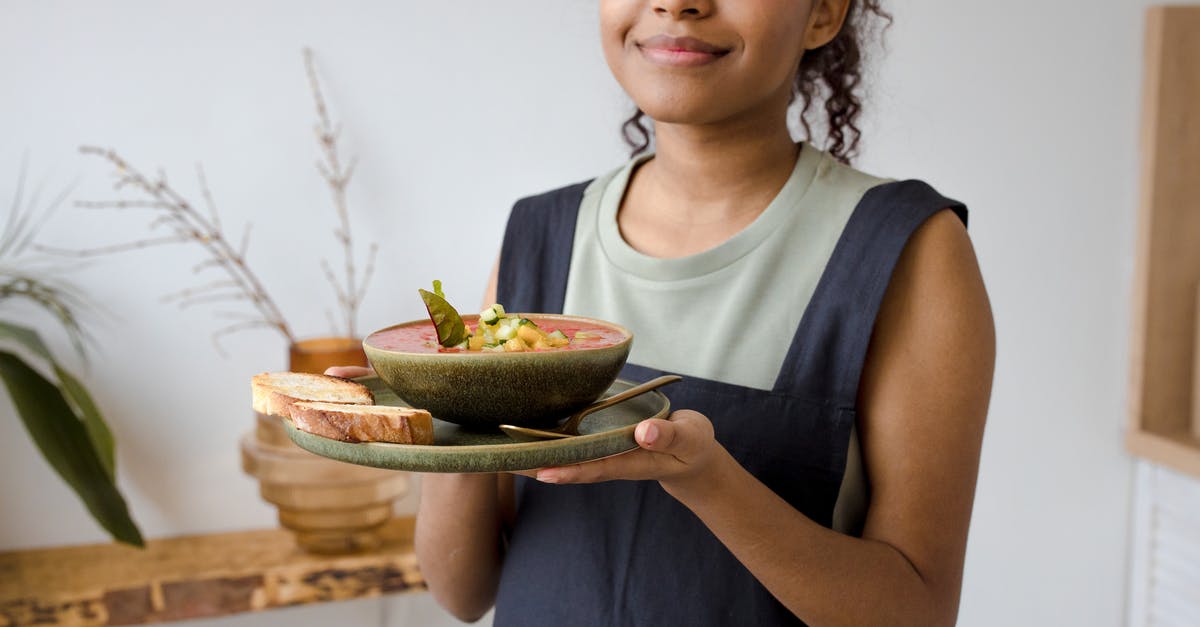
[1127,5,1200,476]
[0,516,425,626]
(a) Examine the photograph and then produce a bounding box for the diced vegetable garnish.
[419,288,574,352]
[516,322,545,346]
[496,323,517,341]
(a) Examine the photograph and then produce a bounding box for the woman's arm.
[537,210,994,626]
[414,257,516,622]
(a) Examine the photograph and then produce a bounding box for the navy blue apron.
[494,178,967,626]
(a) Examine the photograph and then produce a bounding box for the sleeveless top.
[562,146,885,534]
[494,157,967,626]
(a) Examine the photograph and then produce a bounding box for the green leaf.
[0,319,53,362]
[419,288,467,347]
[0,319,116,478]
[55,365,116,480]
[0,350,143,547]
[432,279,445,300]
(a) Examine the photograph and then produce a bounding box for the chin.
[632,91,735,127]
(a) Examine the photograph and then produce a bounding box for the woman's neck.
[619,110,799,258]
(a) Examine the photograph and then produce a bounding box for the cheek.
[740,7,810,87]
[598,1,636,89]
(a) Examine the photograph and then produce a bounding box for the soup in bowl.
[363,314,632,429]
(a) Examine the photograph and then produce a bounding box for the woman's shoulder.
[808,148,967,228]
[811,148,893,197]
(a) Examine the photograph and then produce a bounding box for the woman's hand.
[324,366,373,378]
[531,409,730,497]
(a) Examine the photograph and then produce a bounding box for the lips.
[636,34,731,67]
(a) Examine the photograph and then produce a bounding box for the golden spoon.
[499,375,682,442]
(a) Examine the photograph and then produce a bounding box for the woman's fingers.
[324,365,373,378]
[537,410,717,484]
[535,449,671,484]
[635,410,713,460]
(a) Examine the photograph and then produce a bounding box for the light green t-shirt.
[561,144,886,535]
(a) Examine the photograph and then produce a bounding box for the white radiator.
[1129,462,1200,627]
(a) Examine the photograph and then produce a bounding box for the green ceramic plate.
[280,376,670,473]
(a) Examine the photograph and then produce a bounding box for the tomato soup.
[366,316,628,354]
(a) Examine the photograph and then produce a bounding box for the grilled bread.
[289,401,434,444]
[251,371,374,417]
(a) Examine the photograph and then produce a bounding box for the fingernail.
[638,422,658,446]
[537,470,560,483]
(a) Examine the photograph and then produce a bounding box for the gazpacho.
[369,281,626,353]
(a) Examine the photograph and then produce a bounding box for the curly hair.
[622,0,892,165]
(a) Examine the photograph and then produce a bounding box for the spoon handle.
[562,375,683,433]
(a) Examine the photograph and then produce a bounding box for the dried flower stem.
[304,47,376,338]
[71,146,296,346]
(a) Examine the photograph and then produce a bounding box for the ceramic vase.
[241,337,409,554]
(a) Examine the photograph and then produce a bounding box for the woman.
[337,1,993,625]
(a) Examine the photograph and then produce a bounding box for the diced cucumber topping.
[494,303,505,315]
[548,330,567,340]
[496,325,517,341]
[480,306,499,324]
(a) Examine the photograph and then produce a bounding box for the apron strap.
[497,180,592,313]
[773,179,968,405]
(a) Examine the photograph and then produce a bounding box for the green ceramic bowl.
[363,314,633,429]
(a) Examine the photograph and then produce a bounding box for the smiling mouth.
[636,34,731,68]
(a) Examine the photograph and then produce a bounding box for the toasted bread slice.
[290,401,434,444]
[251,372,374,417]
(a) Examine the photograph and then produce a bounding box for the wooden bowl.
[362,314,632,429]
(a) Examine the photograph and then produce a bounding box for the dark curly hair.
[622,0,892,165]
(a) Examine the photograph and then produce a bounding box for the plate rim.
[279,377,670,472]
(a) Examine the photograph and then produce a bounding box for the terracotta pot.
[241,336,409,554]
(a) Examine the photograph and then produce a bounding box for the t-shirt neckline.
[597,143,823,281]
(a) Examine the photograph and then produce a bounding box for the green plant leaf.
[0,319,53,362]
[0,350,143,547]
[0,319,115,478]
[54,365,115,480]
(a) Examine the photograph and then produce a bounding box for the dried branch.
[213,310,265,321]
[72,146,296,345]
[211,320,276,357]
[325,309,338,336]
[305,47,375,339]
[355,242,379,305]
[196,164,221,234]
[76,200,174,210]
[174,292,251,309]
[319,258,348,307]
[191,258,225,274]
[35,235,191,257]
[238,223,252,260]
[160,280,240,304]
[40,49,381,355]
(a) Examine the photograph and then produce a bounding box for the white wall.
[0,1,1154,625]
